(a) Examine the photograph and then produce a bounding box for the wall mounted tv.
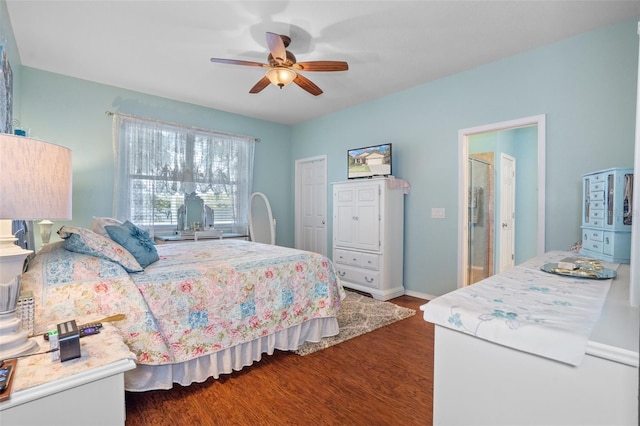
[347,143,392,179]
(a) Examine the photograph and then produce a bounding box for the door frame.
[294,155,328,254]
[457,114,546,288]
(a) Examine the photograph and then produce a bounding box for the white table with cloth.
[421,250,639,426]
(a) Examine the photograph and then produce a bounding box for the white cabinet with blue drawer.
[580,167,633,263]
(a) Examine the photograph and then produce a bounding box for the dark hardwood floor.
[125,295,434,425]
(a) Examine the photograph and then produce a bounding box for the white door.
[333,185,357,247]
[295,156,327,255]
[353,183,380,251]
[499,153,516,272]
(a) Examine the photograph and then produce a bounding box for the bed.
[21,230,345,392]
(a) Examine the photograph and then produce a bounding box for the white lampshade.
[265,67,297,88]
[0,134,72,220]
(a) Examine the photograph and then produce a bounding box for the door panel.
[352,184,380,251]
[499,153,516,272]
[296,157,327,255]
[334,203,356,246]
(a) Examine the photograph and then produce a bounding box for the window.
[112,114,255,235]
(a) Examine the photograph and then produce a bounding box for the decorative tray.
[540,257,616,280]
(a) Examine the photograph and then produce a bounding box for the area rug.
[293,290,416,356]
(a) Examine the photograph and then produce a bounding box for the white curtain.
[112,113,255,235]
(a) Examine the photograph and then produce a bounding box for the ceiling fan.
[210,32,348,96]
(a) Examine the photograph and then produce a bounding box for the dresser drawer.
[583,229,604,242]
[590,181,605,192]
[582,239,604,253]
[590,200,604,210]
[586,213,604,228]
[333,248,351,265]
[589,209,604,222]
[335,265,380,290]
[590,190,604,201]
[333,249,379,270]
[353,252,379,270]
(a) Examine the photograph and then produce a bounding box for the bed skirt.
[125,316,339,391]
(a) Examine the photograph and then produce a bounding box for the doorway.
[294,155,328,255]
[458,115,546,288]
[467,155,494,285]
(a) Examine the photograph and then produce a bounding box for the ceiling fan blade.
[293,74,323,96]
[294,61,349,72]
[249,76,271,94]
[266,32,287,64]
[210,58,268,68]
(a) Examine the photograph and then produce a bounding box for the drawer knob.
[365,276,374,283]
[338,271,346,277]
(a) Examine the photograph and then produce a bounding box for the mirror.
[249,192,276,245]
[458,115,546,287]
[177,192,206,232]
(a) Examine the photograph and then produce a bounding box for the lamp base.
[0,219,39,359]
[0,309,39,360]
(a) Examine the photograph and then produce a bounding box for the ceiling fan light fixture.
[266,67,297,88]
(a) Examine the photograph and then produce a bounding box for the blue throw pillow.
[105,221,159,268]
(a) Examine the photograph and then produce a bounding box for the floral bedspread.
[422,251,615,366]
[22,240,344,366]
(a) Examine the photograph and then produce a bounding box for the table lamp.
[0,134,72,359]
[38,220,54,245]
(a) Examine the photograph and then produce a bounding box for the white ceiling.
[6,1,640,126]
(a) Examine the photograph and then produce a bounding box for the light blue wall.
[17,68,294,246]
[292,19,638,297]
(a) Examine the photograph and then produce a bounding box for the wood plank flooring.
[125,295,433,425]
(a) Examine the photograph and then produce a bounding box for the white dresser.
[332,178,404,301]
[422,252,639,425]
[580,167,634,263]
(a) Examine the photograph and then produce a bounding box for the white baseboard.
[403,289,438,301]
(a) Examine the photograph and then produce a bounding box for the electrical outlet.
[431,208,445,219]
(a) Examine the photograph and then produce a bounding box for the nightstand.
[0,323,136,425]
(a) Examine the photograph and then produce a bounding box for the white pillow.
[90,217,123,237]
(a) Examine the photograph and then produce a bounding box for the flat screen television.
[347,143,392,179]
